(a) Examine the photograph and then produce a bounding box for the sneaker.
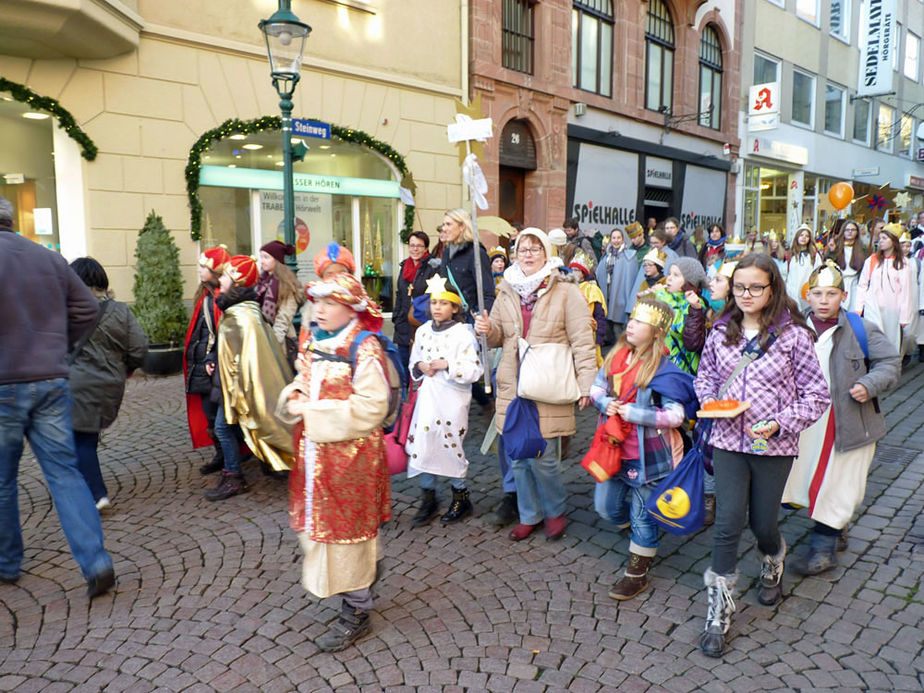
[95,497,112,513]
[204,472,249,501]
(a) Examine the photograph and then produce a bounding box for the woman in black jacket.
[436,208,495,316]
[393,230,436,370]
[69,258,148,511]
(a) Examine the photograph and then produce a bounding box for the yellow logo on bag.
[656,487,690,519]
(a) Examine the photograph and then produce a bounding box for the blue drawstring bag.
[502,396,547,460]
[412,294,431,324]
[645,424,707,534]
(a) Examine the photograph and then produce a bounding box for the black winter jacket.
[185,291,219,396]
[393,256,437,346]
[436,241,495,318]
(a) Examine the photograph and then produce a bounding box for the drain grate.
[874,444,920,466]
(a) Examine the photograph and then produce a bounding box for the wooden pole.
[465,141,492,395]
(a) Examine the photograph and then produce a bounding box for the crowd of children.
[169,208,921,656]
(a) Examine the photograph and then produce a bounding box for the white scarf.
[503,257,563,299]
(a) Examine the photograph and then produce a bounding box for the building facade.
[737,0,924,241]
[470,0,741,241]
[0,0,466,308]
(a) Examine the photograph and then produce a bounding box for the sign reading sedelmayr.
[857,0,895,97]
[198,165,400,198]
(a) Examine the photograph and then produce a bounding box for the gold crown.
[883,222,903,237]
[808,259,845,290]
[488,245,507,259]
[626,221,645,239]
[765,229,779,243]
[630,300,674,332]
[643,248,667,267]
[899,231,912,244]
[717,261,738,279]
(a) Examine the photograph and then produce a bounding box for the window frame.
[905,31,920,82]
[898,114,914,157]
[824,83,845,138]
[893,23,901,71]
[698,25,723,129]
[502,0,536,75]
[645,0,675,113]
[571,1,614,97]
[753,52,781,85]
[829,0,850,43]
[795,0,820,27]
[852,97,871,146]
[876,103,894,153]
[791,68,816,130]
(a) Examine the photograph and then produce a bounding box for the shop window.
[198,129,403,312]
[824,84,845,137]
[893,24,901,71]
[791,68,815,128]
[853,98,871,144]
[877,104,894,152]
[743,163,762,231]
[905,32,920,81]
[572,0,613,97]
[503,0,535,74]
[899,114,914,157]
[698,25,723,129]
[753,53,780,85]
[829,0,849,41]
[645,0,674,112]
[796,0,819,26]
[757,167,790,235]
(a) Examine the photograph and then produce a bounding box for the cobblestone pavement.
[1,361,923,692]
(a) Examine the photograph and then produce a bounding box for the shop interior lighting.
[229,134,247,140]
[242,143,263,150]
[22,112,50,120]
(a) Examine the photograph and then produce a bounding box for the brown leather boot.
[608,552,654,601]
[704,494,716,526]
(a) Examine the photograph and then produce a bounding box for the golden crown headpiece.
[717,260,738,279]
[883,222,903,238]
[643,248,667,267]
[625,221,645,239]
[630,299,674,332]
[425,275,462,305]
[807,259,845,291]
[765,229,779,243]
[899,231,912,244]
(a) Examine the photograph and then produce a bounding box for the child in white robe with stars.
[406,275,484,526]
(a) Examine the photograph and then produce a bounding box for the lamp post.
[259,0,311,276]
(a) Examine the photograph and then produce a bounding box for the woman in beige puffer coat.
[475,228,597,542]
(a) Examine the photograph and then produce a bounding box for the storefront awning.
[199,165,401,199]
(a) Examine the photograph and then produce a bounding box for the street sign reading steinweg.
[292,119,331,140]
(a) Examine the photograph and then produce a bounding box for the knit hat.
[547,228,567,247]
[198,245,231,273]
[261,240,296,264]
[226,255,259,287]
[625,221,645,240]
[313,242,356,277]
[306,272,383,332]
[0,196,12,227]
[517,227,553,258]
[642,248,667,268]
[672,256,707,290]
[568,249,594,277]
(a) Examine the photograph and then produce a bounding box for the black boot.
[440,487,473,524]
[757,539,786,606]
[204,471,248,501]
[699,568,737,658]
[199,444,225,475]
[836,526,849,552]
[411,489,438,527]
[315,601,371,652]
[918,344,924,364]
[792,531,838,575]
[488,492,518,527]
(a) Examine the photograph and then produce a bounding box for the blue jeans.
[510,438,567,525]
[497,435,517,494]
[418,473,466,491]
[213,403,243,474]
[594,476,660,551]
[0,379,113,580]
[74,431,107,502]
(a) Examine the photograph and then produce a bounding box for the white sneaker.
[95,497,112,512]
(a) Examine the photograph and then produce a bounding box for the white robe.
[841,245,860,312]
[785,252,821,312]
[406,320,484,479]
[783,327,875,529]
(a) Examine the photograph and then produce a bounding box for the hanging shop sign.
[570,143,638,227]
[908,175,924,191]
[198,165,400,198]
[857,0,896,97]
[644,157,673,188]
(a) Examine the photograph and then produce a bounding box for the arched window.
[698,25,723,129]
[645,0,675,112]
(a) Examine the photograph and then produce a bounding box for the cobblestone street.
[1,363,922,692]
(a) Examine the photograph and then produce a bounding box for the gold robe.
[218,301,294,471]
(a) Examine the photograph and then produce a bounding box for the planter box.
[143,343,183,376]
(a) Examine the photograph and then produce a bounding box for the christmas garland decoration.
[185,116,416,242]
[0,78,98,161]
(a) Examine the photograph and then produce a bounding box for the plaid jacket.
[694,316,830,456]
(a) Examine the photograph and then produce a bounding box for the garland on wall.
[0,78,99,161]
[185,116,416,242]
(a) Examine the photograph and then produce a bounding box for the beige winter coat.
[487,271,598,438]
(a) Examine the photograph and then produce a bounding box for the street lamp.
[259,0,311,276]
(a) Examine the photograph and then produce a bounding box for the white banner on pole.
[857,0,896,97]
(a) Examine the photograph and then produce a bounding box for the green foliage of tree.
[132,211,187,344]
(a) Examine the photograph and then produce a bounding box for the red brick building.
[470,0,742,238]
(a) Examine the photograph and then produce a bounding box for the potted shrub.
[132,210,188,375]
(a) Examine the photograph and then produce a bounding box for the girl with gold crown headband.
[588,296,697,602]
[694,253,829,658]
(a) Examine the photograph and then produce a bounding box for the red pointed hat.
[306,272,383,332]
[226,255,259,287]
[198,245,231,273]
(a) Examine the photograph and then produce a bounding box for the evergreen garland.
[185,116,416,243]
[132,211,188,344]
[0,78,98,161]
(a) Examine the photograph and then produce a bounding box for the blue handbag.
[411,294,431,324]
[502,396,547,460]
[645,424,707,535]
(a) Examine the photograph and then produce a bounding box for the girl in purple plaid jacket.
[694,253,829,658]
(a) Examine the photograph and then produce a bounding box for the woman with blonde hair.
[435,208,495,317]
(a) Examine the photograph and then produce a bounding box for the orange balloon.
[828,182,854,211]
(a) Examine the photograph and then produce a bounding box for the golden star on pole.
[400,171,417,196]
[453,94,489,166]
